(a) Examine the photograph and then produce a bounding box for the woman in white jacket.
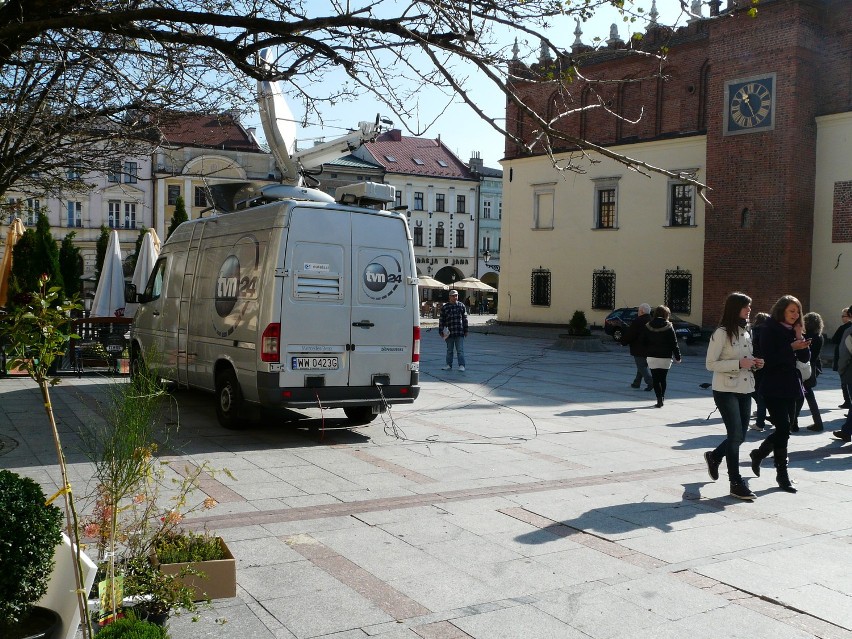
[703,292,765,500]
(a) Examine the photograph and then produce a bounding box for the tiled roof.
[473,165,503,178]
[157,112,262,152]
[362,130,476,180]
[323,154,383,170]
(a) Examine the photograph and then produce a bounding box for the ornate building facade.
[500,0,850,331]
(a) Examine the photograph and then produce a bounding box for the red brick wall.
[834,181,852,243]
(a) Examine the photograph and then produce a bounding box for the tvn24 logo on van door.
[363,254,402,301]
[213,234,262,337]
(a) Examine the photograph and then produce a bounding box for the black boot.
[730,479,756,500]
[749,441,771,477]
[775,459,797,493]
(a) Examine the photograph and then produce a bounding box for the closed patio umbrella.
[0,217,24,307]
[91,230,126,317]
[131,229,161,294]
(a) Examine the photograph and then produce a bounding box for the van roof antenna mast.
[257,49,392,187]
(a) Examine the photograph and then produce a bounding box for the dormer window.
[412,158,425,165]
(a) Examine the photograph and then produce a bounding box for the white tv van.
[130,182,421,428]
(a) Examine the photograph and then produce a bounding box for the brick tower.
[703,0,840,320]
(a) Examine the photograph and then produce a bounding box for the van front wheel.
[343,406,378,425]
[216,369,246,430]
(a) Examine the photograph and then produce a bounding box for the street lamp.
[482,249,491,264]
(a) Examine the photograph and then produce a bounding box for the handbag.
[795,359,812,382]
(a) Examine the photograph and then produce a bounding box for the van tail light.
[261,323,281,362]
[412,326,420,362]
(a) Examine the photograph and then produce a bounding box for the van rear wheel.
[343,406,378,425]
[216,369,246,430]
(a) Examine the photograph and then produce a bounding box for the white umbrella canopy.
[91,230,126,317]
[131,229,160,293]
[416,275,448,290]
[453,276,497,292]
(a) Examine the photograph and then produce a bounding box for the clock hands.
[742,93,757,118]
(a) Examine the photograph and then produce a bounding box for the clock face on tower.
[724,74,776,135]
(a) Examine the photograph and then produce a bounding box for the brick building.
[500,0,851,331]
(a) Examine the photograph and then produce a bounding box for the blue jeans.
[711,391,751,482]
[445,335,466,367]
[632,356,652,386]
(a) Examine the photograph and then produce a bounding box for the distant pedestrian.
[641,305,682,408]
[750,312,770,432]
[439,289,468,371]
[749,295,810,493]
[832,320,852,444]
[620,303,653,391]
[703,292,763,501]
[798,312,825,432]
[831,307,851,409]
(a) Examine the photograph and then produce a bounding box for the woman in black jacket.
[749,295,810,493]
[797,312,824,432]
[641,305,682,408]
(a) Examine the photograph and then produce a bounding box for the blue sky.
[251,1,691,170]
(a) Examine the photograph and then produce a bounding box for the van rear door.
[348,212,415,388]
[278,206,351,390]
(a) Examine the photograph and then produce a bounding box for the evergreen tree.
[95,225,110,281]
[58,231,82,300]
[166,196,188,239]
[10,214,63,302]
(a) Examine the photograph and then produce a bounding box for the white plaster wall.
[499,137,706,326]
[810,112,852,336]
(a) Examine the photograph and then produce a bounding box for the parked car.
[604,307,702,343]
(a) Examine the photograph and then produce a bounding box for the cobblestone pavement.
[1,323,851,639]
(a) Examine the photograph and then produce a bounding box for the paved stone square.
[1,321,850,639]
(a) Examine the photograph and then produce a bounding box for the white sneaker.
[458,366,465,371]
[441,365,451,370]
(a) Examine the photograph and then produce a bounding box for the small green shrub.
[154,530,225,564]
[96,616,167,639]
[568,310,591,336]
[0,470,63,627]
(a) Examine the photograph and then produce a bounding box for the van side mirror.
[136,292,150,304]
[125,282,137,302]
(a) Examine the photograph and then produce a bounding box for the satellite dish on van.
[258,49,300,185]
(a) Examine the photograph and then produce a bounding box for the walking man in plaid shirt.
[439,289,468,371]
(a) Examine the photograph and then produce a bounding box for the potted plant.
[151,530,236,601]
[121,557,201,626]
[0,470,63,639]
[0,275,93,639]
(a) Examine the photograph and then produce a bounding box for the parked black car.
[604,307,702,343]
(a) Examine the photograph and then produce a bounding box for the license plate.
[292,356,339,370]
[106,345,124,353]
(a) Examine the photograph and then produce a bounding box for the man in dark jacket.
[833,320,852,442]
[620,303,653,391]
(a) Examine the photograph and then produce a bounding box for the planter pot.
[130,604,168,627]
[2,605,62,639]
[38,533,98,639]
[152,537,236,601]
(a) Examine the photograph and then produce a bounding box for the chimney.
[469,151,483,173]
[387,129,402,141]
